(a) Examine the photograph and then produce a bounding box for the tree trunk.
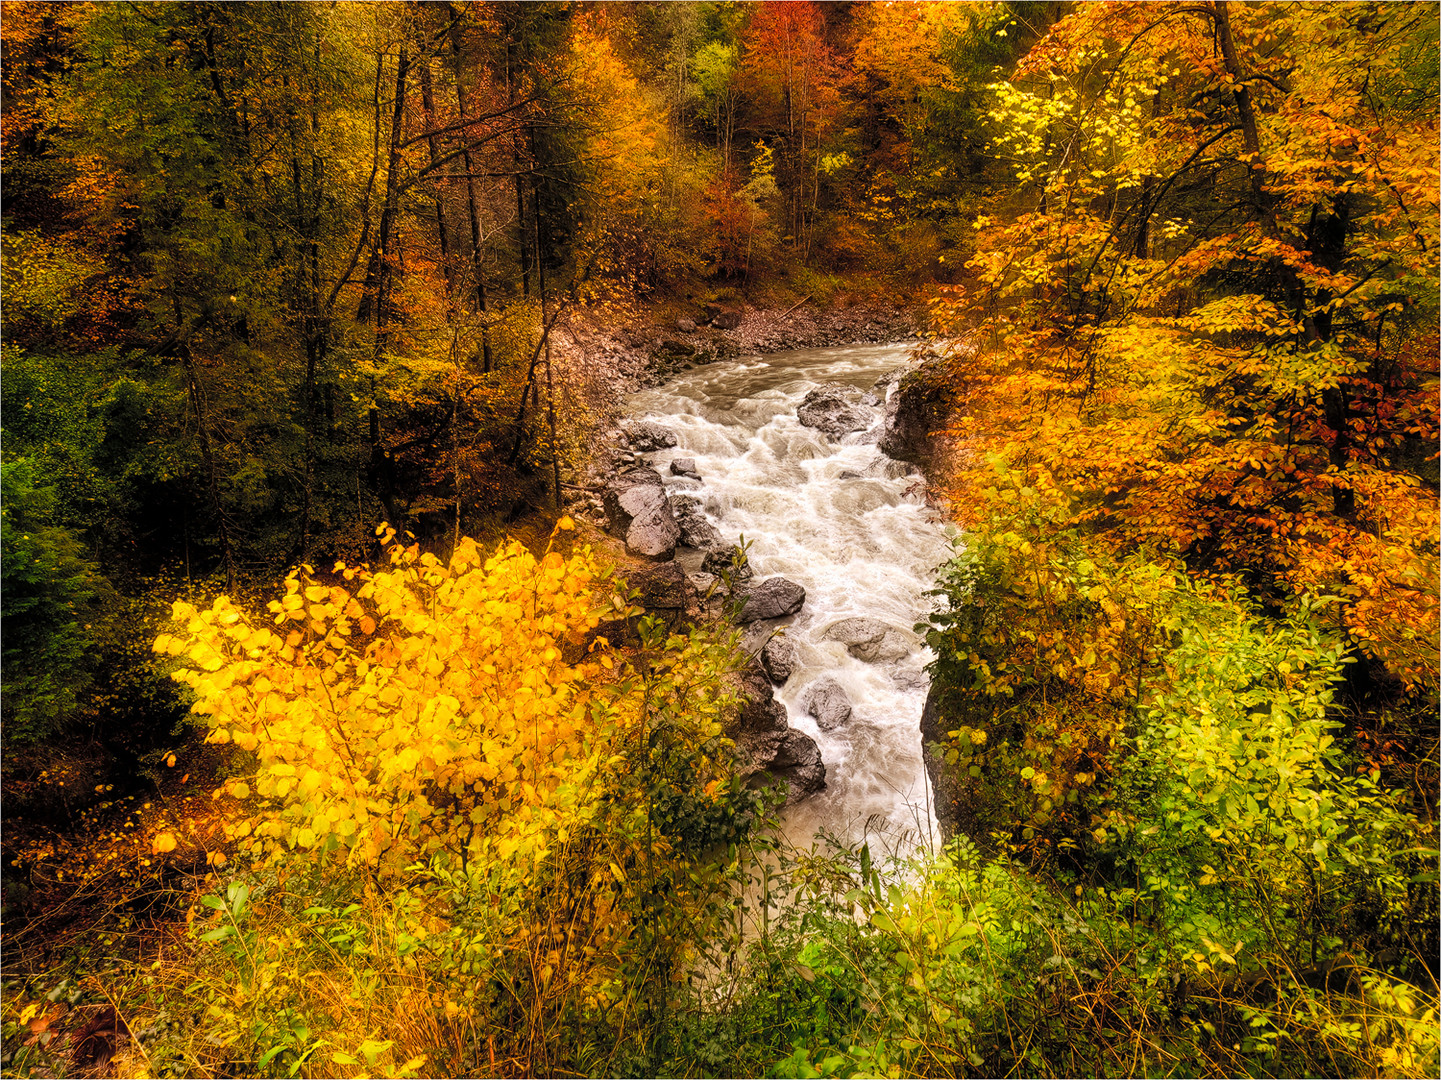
[418,57,456,301]
[449,15,493,371]
[507,40,531,297]
[179,343,236,593]
[361,45,411,523]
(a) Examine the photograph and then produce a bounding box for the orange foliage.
[935,1,1439,690]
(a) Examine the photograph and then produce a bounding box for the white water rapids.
[627,342,955,858]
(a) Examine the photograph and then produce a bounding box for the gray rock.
[766,730,826,798]
[712,309,743,330]
[687,570,718,594]
[701,544,753,581]
[839,458,916,481]
[760,636,798,683]
[821,617,916,663]
[627,561,696,612]
[734,658,788,736]
[878,364,949,465]
[669,495,723,549]
[624,421,678,453]
[670,457,701,480]
[736,577,806,624]
[603,468,680,561]
[797,384,875,440]
[800,676,853,731]
[676,316,697,333]
[730,665,823,799]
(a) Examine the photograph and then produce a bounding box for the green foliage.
[0,459,103,744]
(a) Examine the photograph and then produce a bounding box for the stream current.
[627,342,954,858]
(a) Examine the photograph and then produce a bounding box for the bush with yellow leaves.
[146,524,764,1076]
[155,524,744,877]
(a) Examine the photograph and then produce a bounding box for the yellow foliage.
[159,528,731,876]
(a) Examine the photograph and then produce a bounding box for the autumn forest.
[1,2,1437,1077]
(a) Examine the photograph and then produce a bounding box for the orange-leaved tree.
[936,0,1438,693]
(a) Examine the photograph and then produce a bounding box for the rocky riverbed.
[565,336,959,845]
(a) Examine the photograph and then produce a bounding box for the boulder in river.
[797,384,875,440]
[800,676,853,731]
[627,560,698,615]
[670,457,701,480]
[878,363,950,466]
[701,544,753,581]
[821,617,916,663]
[603,467,681,560]
[623,421,678,452]
[728,661,826,801]
[763,730,826,799]
[760,636,798,683]
[837,458,916,481]
[733,658,788,736]
[669,494,722,549]
[736,577,806,624]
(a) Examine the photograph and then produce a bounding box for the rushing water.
[627,342,955,859]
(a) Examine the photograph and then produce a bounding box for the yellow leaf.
[152,832,178,854]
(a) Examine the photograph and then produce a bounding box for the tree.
[737,1,844,260]
[937,0,1438,692]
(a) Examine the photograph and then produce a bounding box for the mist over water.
[628,343,954,858]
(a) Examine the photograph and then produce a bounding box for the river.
[626,342,954,860]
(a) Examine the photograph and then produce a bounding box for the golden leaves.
[157,531,641,876]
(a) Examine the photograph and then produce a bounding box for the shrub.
[141,524,763,1075]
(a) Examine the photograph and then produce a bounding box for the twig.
[781,294,814,319]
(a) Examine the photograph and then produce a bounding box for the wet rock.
[712,309,744,330]
[676,316,697,333]
[627,560,697,614]
[838,458,916,481]
[821,617,916,663]
[701,544,753,581]
[765,730,826,798]
[734,658,787,735]
[603,467,680,561]
[729,659,827,802]
[891,668,930,693]
[801,676,853,731]
[760,636,798,683]
[623,421,678,452]
[670,457,701,480]
[879,363,949,465]
[736,577,806,624]
[687,570,718,594]
[797,384,875,440]
[669,495,723,549]
[658,338,695,357]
